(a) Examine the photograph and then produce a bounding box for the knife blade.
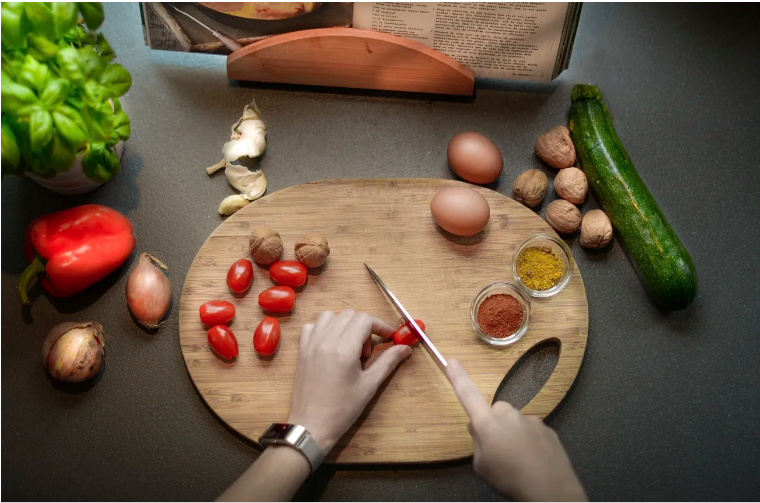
[364,264,447,371]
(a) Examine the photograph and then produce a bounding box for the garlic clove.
[218,194,251,215]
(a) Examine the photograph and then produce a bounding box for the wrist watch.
[258,423,325,473]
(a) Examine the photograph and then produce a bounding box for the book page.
[353,2,569,82]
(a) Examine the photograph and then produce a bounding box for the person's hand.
[288,310,412,454]
[446,358,587,502]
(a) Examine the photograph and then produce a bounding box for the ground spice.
[517,246,563,290]
[477,293,523,338]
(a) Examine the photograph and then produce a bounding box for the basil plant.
[1,2,131,182]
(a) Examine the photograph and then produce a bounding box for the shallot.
[126,253,172,328]
[43,322,105,383]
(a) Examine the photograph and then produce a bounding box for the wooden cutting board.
[179,179,588,463]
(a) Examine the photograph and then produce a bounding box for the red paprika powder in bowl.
[470,282,531,346]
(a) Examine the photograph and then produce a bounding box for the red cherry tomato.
[207,325,239,359]
[269,261,308,288]
[199,300,236,326]
[392,320,426,346]
[254,316,281,356]
[227,258,254,293]
[258,286,295,313]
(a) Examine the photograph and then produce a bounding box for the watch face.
[272,424,290,435]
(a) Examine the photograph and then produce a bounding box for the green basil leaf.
[83,80,106,102]
[24,3,55,40]
[96,33,114,61]
[65,95,84,109]
[82,100,113,142]
[18,54,50,91]
[52,2,78,39]
[53,105,89,150]
[99,63,131,97]
[111,110,131,142]
[5,113,53,176]
[45,132,77,172]
[78,46,105,79]
[40,78,70,108]
[56,47,84,83]
[62,23,86,46]
[82,142,119,182]
[1,74,38,114]
[16,103,43,116]
[78,3,104,30]
[1,116,22,175]
[112,96,122,113]
[29,109,54,152]
[1,52,23,80]
[27,33,60,60]
[82,32,97,46]
[1,5,25,50]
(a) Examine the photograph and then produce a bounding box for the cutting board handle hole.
[491,340,559,410]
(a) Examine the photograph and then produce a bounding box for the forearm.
[217,445,311,502]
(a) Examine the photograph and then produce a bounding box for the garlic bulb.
[206,100,269,215]
[224,165,267,200]
[42,321,105,383]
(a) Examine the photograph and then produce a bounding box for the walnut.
[554,167,588,204]
[534,126,576,169]
[580,210,613,249]
[545,199,582,234]
[249,227,283,265]
[513,169,548,207]
[294,233,330,268]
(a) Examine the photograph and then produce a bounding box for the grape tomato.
[199,300,236,325]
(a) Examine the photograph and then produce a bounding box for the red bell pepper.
[18,204,136,305]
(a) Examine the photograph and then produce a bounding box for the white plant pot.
[26,141,125,195]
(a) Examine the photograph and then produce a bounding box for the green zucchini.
[569,84,697,310]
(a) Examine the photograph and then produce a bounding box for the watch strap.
[258,423,324,473]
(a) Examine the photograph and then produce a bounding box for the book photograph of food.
[2,2,758,502]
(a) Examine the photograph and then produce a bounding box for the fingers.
[312,310,336,338]
[300,323,314,351]
[343,312,396,353]
[446,358,490,421]
[361,337,372,359]
[322,309,358,342]
[365,344,411,389]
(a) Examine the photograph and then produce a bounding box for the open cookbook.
[140,2,581,82]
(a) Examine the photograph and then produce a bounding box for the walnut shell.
[534,126,576,169]
[554,167,588,204]
[249,227,283,265]
[513,169,548,207]
[580,210,613,249]
[294,233,330,268]
[545,199,582,234]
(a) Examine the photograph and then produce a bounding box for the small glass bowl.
[470,282,531,346]
[512,234,573,298]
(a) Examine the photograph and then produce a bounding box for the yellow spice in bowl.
[517,246,562,290]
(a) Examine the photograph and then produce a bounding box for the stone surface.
[2,3,760,501]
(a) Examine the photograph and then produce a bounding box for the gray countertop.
[3,3,760,501]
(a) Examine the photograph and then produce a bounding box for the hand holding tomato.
[392,320,425,346]
[288,310,412,453]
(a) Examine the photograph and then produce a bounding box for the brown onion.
[126,253,172,328]
[43,322,105,382]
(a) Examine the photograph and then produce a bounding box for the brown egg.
[447,132,504,184]
[431,187,490,236]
